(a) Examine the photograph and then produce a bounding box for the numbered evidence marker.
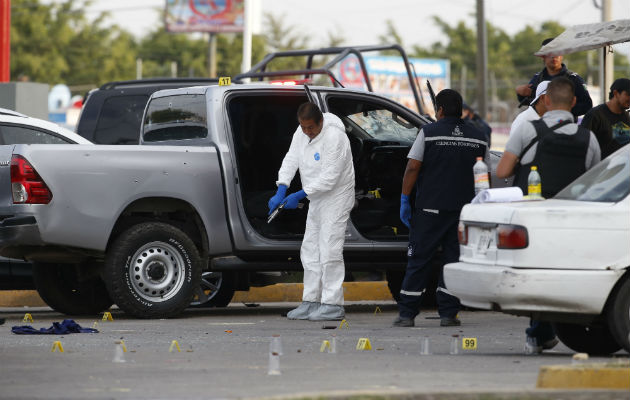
[102,311,114,321]
[218,77,231,86]
[462,337,478,350]
[22,313,33,323]
[320,340,331,353]
[339,319,349,329]
[356,338,372,351]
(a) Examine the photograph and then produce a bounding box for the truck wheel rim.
[191,271,223,306]
[130,241,186,302]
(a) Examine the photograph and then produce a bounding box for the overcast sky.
[81,0,630,56]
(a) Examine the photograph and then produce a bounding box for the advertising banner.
[332,55,450,116]
[165,0,244,33]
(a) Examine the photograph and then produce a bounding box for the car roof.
[0,107,27,117]
[0,113,92,144]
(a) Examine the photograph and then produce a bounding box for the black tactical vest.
[515,119,590,198]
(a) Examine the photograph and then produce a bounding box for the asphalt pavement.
[0,302,627,400]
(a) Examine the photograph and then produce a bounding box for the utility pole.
[476,0,488,119]
[208,33,217,78]
[0,0,10,82]
[600,0,614,102]
[602,0,615,103]
[241,0,252,81]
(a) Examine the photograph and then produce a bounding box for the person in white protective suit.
[268,102,355,321]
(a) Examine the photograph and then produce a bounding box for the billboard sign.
[332,55,450,116]
[165,0,244,33]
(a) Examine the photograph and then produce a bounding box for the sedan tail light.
[10,155,52,204]
[497,224,528,249]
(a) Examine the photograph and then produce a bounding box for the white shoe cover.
[287,301,320,320]
[307,304,345,321]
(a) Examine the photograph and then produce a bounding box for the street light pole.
[476,0,488,120]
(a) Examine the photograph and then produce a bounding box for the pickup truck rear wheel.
[32,262,112,315]
[191,271,235,307]
[552,321,622,355]
[104,222,202,318]
[606,275,630,352]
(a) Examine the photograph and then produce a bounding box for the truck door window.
[347,109,418,142]
[143,94,208,142]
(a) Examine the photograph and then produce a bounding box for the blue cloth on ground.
[11,319,99,334]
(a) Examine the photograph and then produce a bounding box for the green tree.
[10,0,138,89]
[137,28,208,78]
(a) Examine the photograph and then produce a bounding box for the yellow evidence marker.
[218,77,231,86]
[338,319,349,329]
[92,321,98,329]
[373,306,382,315]
[462,337,478,350]
[320,340,331,352]
[169,340,181,353]
[102,311,114,321]
[22,313,33,323]
[356,338,372,351]
[51,341,64,353]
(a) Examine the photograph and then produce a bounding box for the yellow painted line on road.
[232,281,394,303]
[537,362,630,389]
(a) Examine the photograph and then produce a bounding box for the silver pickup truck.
[0,83,501,318]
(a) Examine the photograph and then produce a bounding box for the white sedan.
[0,108,91,145]
[444,145,630,355]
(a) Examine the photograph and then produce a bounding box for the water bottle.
[527,166,542,198]
[473,157,490,194]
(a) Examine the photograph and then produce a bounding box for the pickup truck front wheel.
[32,262,112,315]
[104,222,202,318]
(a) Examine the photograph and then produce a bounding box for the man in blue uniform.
[515,38,592,119]
[394,89,489,327]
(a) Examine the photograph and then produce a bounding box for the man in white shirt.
[508,80,550,136]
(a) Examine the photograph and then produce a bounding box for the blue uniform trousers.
[398,209,461,319]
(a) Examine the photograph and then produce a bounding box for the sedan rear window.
[555,145,630,202]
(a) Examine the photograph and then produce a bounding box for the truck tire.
[32,262,112,315]
[553,321,622,355]
[191,270,235,308]
[104,222,202,318]
[606,275,630,352]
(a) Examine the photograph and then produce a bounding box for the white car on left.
[0,108,91,292]
[0,108,92,145]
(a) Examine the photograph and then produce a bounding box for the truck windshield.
[143,94,208,142]
[555,145,630,203]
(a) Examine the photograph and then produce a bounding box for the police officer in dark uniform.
[394,89,488,328]
[515,38,592,119]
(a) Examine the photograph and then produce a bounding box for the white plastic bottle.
[473,157,490,195]
[527,166,542,198]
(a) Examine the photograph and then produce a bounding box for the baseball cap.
[610,78,630,95]
[530,80,550,106]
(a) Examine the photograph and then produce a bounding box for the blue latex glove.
[282,190,307,209]
[400,194,411,228]
[268,184,288,215]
